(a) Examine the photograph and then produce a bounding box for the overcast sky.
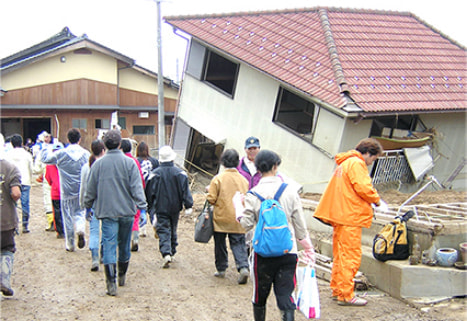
[1,0,465,82]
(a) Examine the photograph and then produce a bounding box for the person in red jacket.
[44,143,65,238]
[120,139,146,252]
[313,138,383,307]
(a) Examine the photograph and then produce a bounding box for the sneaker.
[214,271,226,278]
[57,234,65,239]
[237,267,249,284]
[161,255,171,269]
[337,297,368,306]
[77,232,85,249]
[45,224,55,232]
[66,246,75,252]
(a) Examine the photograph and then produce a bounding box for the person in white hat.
[145,146,193,268]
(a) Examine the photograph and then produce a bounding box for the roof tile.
[166,8,466,113]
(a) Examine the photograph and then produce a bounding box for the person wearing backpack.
[206,149,250,284]
[313,138,384,307]
[234,150,315,321]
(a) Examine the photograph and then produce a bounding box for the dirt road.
[1,184,464,320]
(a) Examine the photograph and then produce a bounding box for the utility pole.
[156,0,165,148]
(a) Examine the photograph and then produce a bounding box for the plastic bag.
[194,200,213,243]
[295,264,320,319]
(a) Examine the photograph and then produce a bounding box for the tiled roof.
[165,7,467,114]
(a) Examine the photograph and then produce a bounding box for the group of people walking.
[1,127,384,321]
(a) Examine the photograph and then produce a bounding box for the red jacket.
[45,164,61,200]
[313,150,380,228]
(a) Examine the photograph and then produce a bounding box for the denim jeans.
[101,217,134,265]
[89,214,100,251]
[20,185,31,225]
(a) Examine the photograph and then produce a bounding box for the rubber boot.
[90,249,99,272]
[131,230,139,252]
[1,252,14,296]
[117,261,129,286]
[45,212,55,231]
[253,305,266,321]
[22,223,30,234]
[104,264,117,296]
[280,310,295,321]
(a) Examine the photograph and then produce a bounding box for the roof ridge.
[318,8,348,94]
[164,6,413,21]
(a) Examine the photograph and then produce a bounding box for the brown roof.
[165,7,467,114]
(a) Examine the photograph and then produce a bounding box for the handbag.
[194,200,213,243]
[295,264,320,319]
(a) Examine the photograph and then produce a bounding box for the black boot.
[253,304,266,321]
[117,261,129,286]
[280,310,295,321]
[104,264,117,296]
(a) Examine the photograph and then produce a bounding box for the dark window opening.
[133,125,155,135]
[95,119,110,129]
[118,117,126,129]
[370,115,425,138]
[203,50,238,96]
[273,88,317,140]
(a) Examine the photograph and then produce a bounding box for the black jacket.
[145,161,193,215]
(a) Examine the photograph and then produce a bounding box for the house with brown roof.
[166,7,467,192]
[1,27,179,150]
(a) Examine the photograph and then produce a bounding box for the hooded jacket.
[41,144,90,200]
[313,150,380,228]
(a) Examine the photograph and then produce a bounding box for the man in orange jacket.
[314,138,383,307]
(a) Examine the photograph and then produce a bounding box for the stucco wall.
[177,64,347,193]
[1,51,117,89]
[119,68,179,99]
[420,112,466,190]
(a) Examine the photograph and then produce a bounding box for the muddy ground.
[1,178,465,320]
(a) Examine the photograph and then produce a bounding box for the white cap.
[159,146,176,162]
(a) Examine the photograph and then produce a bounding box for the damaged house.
[165,7,466,192]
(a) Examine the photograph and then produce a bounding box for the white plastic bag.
[295,264,320,319]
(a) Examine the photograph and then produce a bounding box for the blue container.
[436,248,458,267]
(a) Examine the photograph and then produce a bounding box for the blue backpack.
[249,183,293,257]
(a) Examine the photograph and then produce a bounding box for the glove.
[85,208,94,222]
[374,199,389,213]
[232,192,245,222]
[139,209,147,227]
[185,208,193,216]
[298,237,316,266]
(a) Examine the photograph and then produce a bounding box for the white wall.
[420,112,466,190]
[177,63,343,192]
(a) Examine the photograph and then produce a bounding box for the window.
[72,118,87,129]
[133,125,155,135]
[95,119,110,129]
[203,50,238,96]
[118,117,126,129]
[186,41,239,97]
[370,115,424,138]
[273,88,318,140]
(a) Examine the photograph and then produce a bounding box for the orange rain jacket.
[314,150,380,228]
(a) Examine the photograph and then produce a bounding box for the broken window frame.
[273,87,319,142]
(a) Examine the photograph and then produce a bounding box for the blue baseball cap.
[245,136,260,149]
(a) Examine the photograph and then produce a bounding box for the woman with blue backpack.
[234,150,315,321]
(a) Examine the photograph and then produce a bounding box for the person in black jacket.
[145,146,193,268]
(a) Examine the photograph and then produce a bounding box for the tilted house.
[165,7,467,192]
[0,27,179,150]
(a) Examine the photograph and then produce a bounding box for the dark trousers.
[1,229,16,253]
[251,252,298,311]
[155,212,179,257]
[214,232,249,272]
[52,199,65,236]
